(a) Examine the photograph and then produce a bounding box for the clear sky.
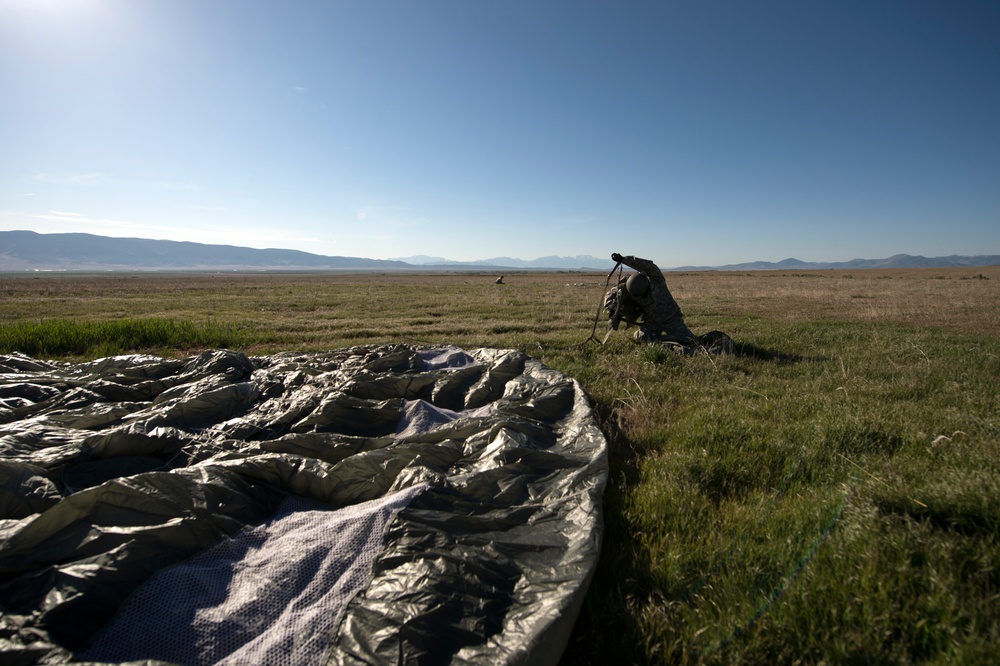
[2,0,998,266]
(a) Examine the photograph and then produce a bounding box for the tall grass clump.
[0,318,256,358]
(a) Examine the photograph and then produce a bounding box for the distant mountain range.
[2,230,998,272]
[0,230,410,271]
[672,254,1000,271]
[0,231,610,271]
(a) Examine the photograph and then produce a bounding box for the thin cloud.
[34,211,135,228]
[32,172,104,185]
[29,172,201,191]
[23,211,322,248]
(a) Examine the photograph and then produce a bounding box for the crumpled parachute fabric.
[0,345,608,665]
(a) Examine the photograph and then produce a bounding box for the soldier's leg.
[633,328,658,343]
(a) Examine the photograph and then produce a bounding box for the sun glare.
[4,0,108,16]
[2,0,122,41]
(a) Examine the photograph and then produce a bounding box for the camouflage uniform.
[608,254,696,343]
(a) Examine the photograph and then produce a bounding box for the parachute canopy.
[0,345,608,665]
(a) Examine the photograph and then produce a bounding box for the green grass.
[555,319,1000,665]
[1,269,998,664]
[0,318,257,358]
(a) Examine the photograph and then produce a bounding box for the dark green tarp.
[0,345,607,665]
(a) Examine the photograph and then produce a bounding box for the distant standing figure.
[605,252,734,354]
[495,275,504,284]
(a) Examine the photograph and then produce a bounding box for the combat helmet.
[626,272,650,298]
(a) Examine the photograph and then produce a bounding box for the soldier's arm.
[614,254,663,282]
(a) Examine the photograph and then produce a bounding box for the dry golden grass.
[668,266,1000,335]
[3,265,997,341]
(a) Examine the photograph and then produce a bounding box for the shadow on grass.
[559,400,661,666]
[735,341,808,364]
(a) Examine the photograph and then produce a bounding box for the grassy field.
[2,267,998,664]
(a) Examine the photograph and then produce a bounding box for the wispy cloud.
[34,211,136,228]
[32,172,104,185]
[294,86,307,93]
[2,210,337,255]
[19,211,322,249]
[29,172,202,191]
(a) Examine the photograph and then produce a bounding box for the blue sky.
[2,0,998,266]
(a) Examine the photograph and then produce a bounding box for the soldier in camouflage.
[605,252,734,354]
[606,253,694,342]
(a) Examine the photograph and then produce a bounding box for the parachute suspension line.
[703,475,859,656]
[580,261,623,347]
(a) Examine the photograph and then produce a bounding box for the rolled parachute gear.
[626,272,650,298]
[604,288,622,330]
[604,282,642,330]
